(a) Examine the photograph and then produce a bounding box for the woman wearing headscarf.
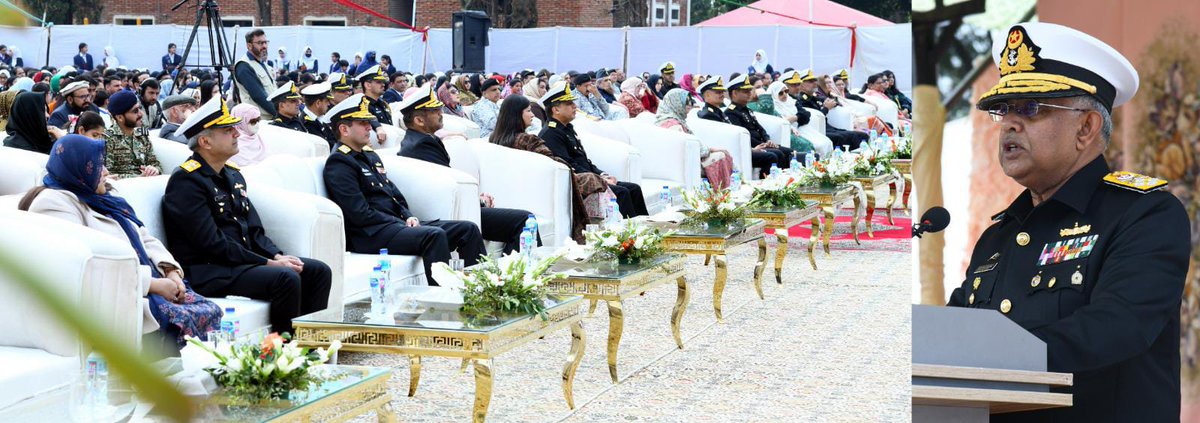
[299,46,318,73]
[654,88,734,189]
[20,135,222,354]
[348,52,363,76]
[8,76,33,93]
[455,75,478,106]
[229,104,268,166]
[438,82,467,118]
[748,49,773,76]
[617,77,649,117]
[0,90,18,131]
[4,91,60,153]
[103,46,120,69]
[199,79,219,105]
[522,76,546,99]
[468,73,484,98]
[359,51,379,73]
[678,73,699,102]
[487,94,612,242]
[645,74,663,100]
[751,80,816,154]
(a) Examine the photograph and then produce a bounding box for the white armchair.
[685,114,754,179]
[443,114,481,139]
[376,123,405,149]
[0,210,142,410]
[0,147,48,196]
[241,154,481,306]
[111,175,346,334]
[257,124,332,159]
[754,112,791,149]
[860,94,901,128]
[578,120,703,214]
[576,132,642,185]
[445,139,573,246]
[799,107,835,158]
[150,137,192,173]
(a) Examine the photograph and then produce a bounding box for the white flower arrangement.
[433,252,563,320]
[585,223,671,264]
[183,333,341,401]
[798,157,855,186]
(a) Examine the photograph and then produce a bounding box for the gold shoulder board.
[180,159,201,173]
[363,146,374,152]
[337,145,352,154]
[225,161,240,170]
[548,121,557,128]
[1103,171,1167,193]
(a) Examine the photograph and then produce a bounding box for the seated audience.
[103,90,162,178]
[655,88,735,189]
[4,91,61,153]
[158,94,199,143]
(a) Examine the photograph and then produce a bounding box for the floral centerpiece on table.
[891,136,912,160]
[853,148,896,177]
[797,157,855,187]
[748,176,808,209]
[585,223,671,265]
[433,252,563,321]
[183,333,341,401]
[680,184,747,225]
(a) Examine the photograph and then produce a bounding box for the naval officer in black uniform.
[162,96,332,333]
[321,93,485,286]
[299,81,336,147]
[396,84,538,253]
[695,76,783,178]
[947,22,1190,422]
[267,81,306,133]
[538,81,648,218]
[725,73,793,173]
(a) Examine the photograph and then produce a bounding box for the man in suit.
[162,96,332,333]
[947,22,1190,422]
[162,43,182,73]
[328,52,341,74]
[381,72,406,104]
[321,94,485,285]
[397,84,537,254]
[539,81,648,218]
[74,43,94,71]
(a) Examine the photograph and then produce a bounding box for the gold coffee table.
[853,173,900,237]
[547,253,688,383]
[292,295,585,423]
[798,184,862,254]
[647,218,767,322]
[748,202,823,275]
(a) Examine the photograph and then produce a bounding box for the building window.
[304,16,347,26]
[221,16,255,27]
[114,15,154,25]
[651,1,680,25]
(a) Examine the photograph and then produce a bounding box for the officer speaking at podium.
[946,22,1190,422]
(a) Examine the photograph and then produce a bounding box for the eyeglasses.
[986,100,1089,122]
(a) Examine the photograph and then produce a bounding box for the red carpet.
[763,209,912,252]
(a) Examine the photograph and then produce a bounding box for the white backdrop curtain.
[0,23,910,92]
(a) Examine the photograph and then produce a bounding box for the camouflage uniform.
[103,125,162,178]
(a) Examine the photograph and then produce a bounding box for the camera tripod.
[169,0,240,101]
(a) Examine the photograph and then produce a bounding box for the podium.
[912,305,1073,422]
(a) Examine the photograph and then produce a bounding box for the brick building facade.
[99,0,681,29]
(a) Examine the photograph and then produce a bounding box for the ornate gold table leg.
[753,238,766,299]
[563,320,585,409]
[774,231,789,283]
[472,359,493,423]
[713,254,727,322]
[587,299,598,316]
[863,184,876,238]
[377,401,398,423]
[821,205,836,255]
[607,300,624,383]
[671,275,689,349]
[851,195,862,245]
[703,254,711,266]
[807,218,819,270]
[886,180,898,225]
[408,355,421,397]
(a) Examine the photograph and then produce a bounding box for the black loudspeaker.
[452,10,490,72]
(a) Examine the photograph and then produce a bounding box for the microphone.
[912,206,950,238]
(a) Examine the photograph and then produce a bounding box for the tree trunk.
[257,0,273,26]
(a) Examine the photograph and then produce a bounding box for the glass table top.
[746,203,816,214]
[294,294,581,333]
[549,253,684,281]
[0,359,390,422]
[644,218,765,238]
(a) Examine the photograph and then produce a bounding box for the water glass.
[450,258,466,272]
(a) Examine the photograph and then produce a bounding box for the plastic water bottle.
[869,129,878,144]
[525,214,538,240]
[369,275,382,315]
[702,178,711,191]
[789,153,801,174]
[520,227,535,260]
[372,265,387,312]
[378,248,392,283]
[608,199,622,226]
[805,151,816,168]
[769,163,781,180]
[730,170,742,192]
[859,140,870,154]
[85,351,108,396]
[659,186,671,207]
[220,307,239,338]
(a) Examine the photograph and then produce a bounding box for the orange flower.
[261,332,284,357]
[815,162,826,172]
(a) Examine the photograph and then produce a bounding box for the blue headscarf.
[359,51,379,72]
[43,135,154,273]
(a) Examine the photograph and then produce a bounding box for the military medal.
[972,277,981,290]
[969,293,975,304]
[1072,270,1083,285]
[1016,232,1030,246]
[1031,273,1041,287]
[1000,299,1012,314]
[1048,277,1057,289]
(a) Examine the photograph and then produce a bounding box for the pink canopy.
[697,0,893,27]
